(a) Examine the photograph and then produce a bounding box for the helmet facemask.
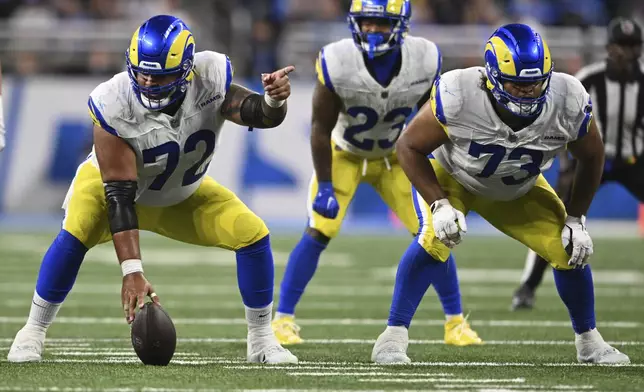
[348,14,408,59]
[486,64,551,117]
[127,55,194,111]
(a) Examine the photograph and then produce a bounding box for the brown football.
[131,302,176,366]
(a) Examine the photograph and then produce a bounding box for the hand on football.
[431,198,467,248]
[562,215,593,268]
[312,181,339,219]
[262,65,295,101]
[122,272,160,324]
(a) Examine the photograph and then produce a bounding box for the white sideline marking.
[2,298,371,311]
[48,351,200,357]
[285,372,454,377]
[0,238,354,267]
[0,317,638,328]
[1,338,642,347]
[2,283,643,297]
[223,365,452,373]
[435,386,593,390]
[0,389,433,392]
[373,267,644,285]
[358,378,526,383]
[2,355,642,368]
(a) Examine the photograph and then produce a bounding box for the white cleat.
[7,327,46,363]
[575,328,630,364]
[371,326,411,364]
[247,332,298,364]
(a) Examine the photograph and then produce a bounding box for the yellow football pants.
[62,161,269,250]
[307,143,418,238]
[413,159,571,269]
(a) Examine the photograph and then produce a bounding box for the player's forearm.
[311,126,333,183]
[104,180,142,270]
[238,93,287,128]
[566,154,603,218]
[397,143,447,205]
[112,230,142,262]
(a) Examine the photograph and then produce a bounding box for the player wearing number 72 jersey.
[8,15,297,364]
[371,23,630,364]
[273,0,482,348]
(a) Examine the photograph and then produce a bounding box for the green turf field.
[0,232,642,392]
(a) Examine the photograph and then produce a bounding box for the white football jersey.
[83,51,231,207]
[320,37,441,158]
[432,67,592,201]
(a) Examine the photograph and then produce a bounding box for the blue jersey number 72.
[142,129,216,191]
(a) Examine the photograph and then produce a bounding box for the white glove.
[561,215,593,268]
[431,198,467,248]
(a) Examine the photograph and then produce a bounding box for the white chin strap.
[140,93,172,111]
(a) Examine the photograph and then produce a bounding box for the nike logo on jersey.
[200,94,222,108]
[411,78,430,86]
[544,135,566,141]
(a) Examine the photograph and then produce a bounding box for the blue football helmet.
[484,24,553,117]
[348,0,411,59]
[126,15,195,111]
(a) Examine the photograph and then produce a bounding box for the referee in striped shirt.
[511,17,644,311]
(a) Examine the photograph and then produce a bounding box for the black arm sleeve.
[239,93,286,129]
[104,181,138,234]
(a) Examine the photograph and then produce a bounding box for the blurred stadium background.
[0,0,643,234]
[0,3,643,390]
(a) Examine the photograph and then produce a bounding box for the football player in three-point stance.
[272,0,482,347]
[371,23,630,364]
[8,15,298,364]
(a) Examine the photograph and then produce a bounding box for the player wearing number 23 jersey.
[371,23,630,365]
[8,15,298,365]
[273,0,482,349]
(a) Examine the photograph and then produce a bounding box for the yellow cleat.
[444,314,483,346]
[271,316,303,345]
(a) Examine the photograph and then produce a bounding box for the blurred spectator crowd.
[0,0,642,77]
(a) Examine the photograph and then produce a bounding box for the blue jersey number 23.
[468,141,544,186]
[142,129,216,191]
[344,106,412,151]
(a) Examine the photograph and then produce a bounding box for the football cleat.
[247,332,298,364]
[271,316,303,345]
[575,329,630,364]
[444,315,483,346]
[7,327,46,363]
[371,326,411,364]
[511,284,536,311]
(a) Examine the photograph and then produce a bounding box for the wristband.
[264,93,285,108]
[121,259,143,276]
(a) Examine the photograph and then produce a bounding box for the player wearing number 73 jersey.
[8,15,298,365]
[273,0,482,348]
[372,23,630,364]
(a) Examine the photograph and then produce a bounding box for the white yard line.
[1,356,641,368]
[434,386,594,390]
[0,389,433,392]
[0,316,642,328]
[285,372,454,377]
[1,284,643,297]
[0,317,638,328]
[1,338,642,347]
[372,268,644,285]
[358,378,526,383]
